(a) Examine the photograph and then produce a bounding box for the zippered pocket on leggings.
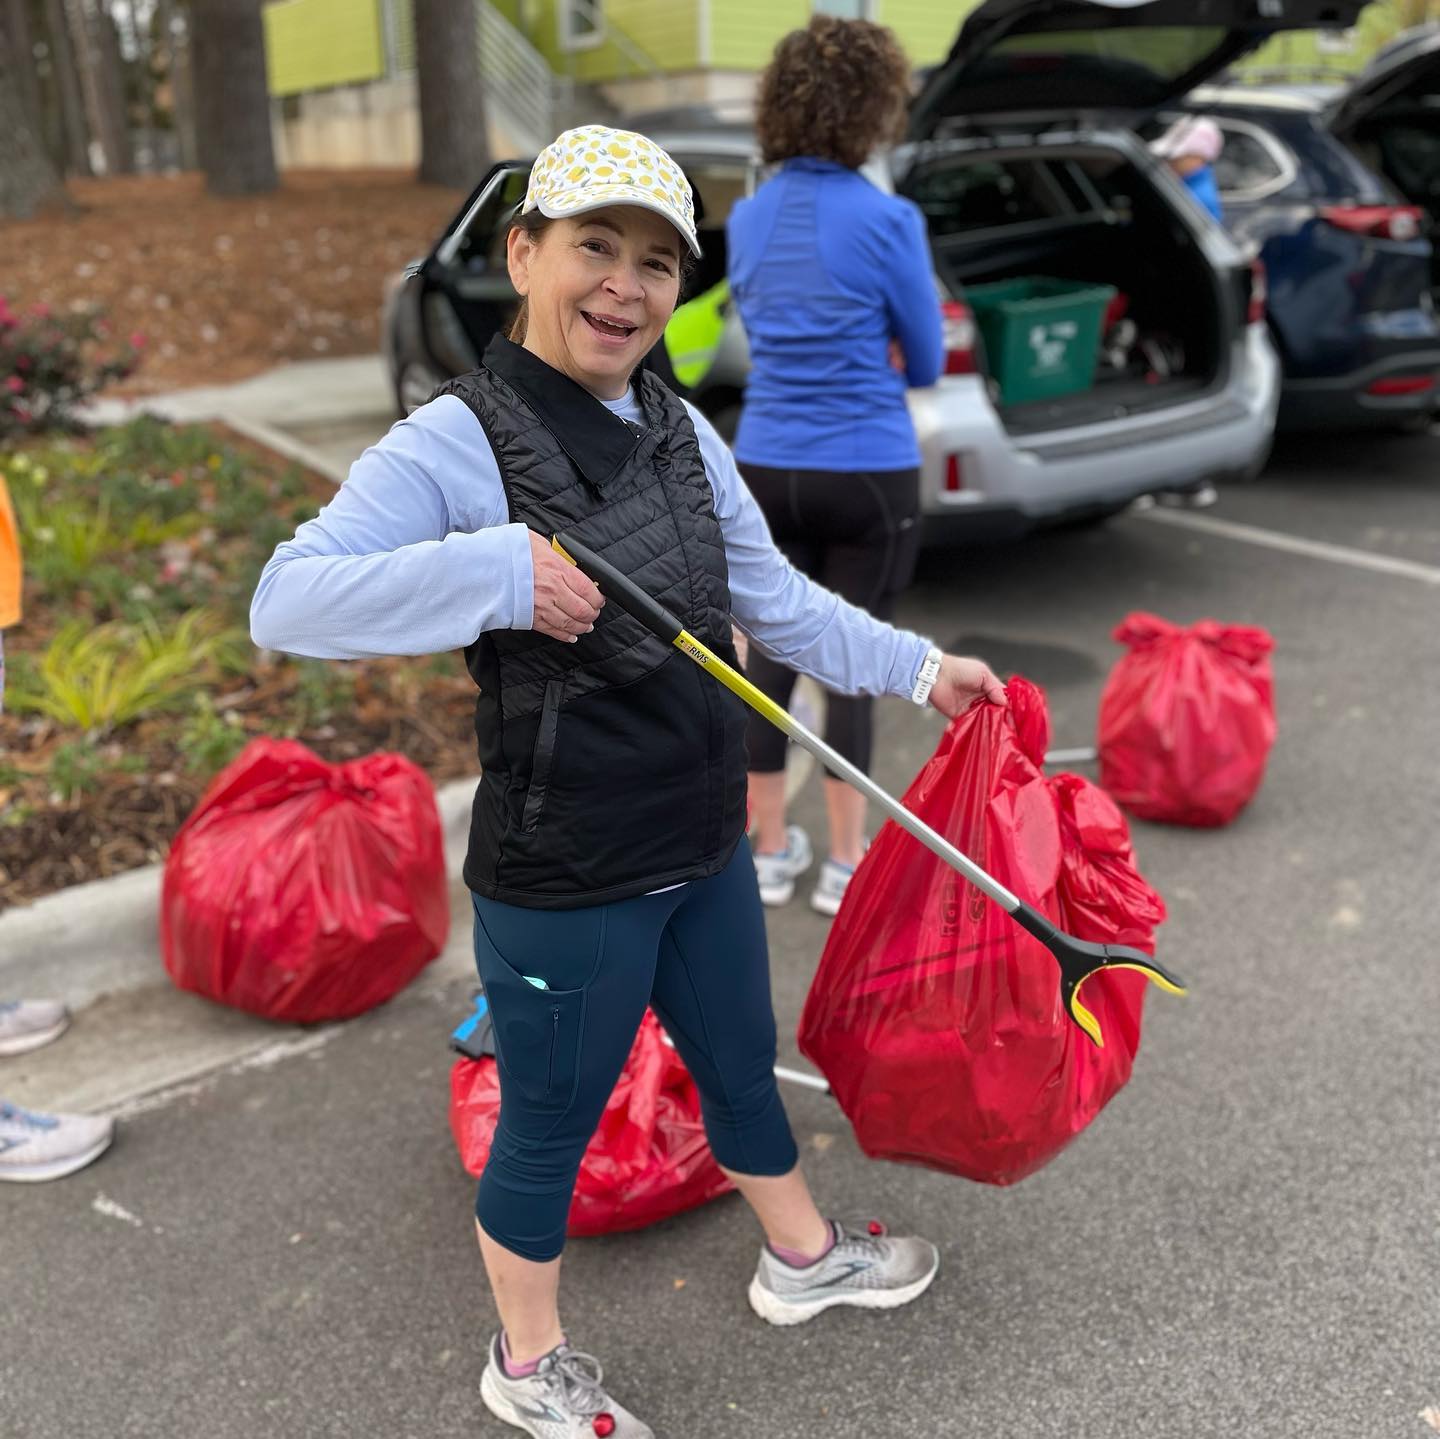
[547,1005,560,1096]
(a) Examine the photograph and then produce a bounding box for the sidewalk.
[87,352,399,483]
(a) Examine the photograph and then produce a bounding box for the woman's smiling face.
[507,206,683,399]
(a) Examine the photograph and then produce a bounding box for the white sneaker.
[480,1334,653,1438]
[810,857,859,917]
[752,825,813,907]
[0,999,70,1056]
[0,1101,115,1182]
[748,1219,939,1327]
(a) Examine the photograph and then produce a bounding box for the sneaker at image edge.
[752,824,813,907]
[749,1219,940,1327]
[0,1102,115,1182]
[480,1334,653,1438]
[0,999,71,1057]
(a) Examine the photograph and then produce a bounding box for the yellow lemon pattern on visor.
[524,124,702,258]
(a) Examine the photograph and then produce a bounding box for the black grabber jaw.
[1009,901,1188,1049]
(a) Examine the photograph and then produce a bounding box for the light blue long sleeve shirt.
[250,389,933,701]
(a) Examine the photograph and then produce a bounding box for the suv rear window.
[905,158,1074,237]
[1213,125,1290,195]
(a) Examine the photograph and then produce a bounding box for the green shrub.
[0,298,142,438]
[178,695,250,776]
[6,610,249,732]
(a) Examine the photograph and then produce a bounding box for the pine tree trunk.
[72,0,132,173]
[4,0,45,136]
[93,0,133,171]
[190,0,275,195]
[415,0,489,190]
[44,0,92,176]
[0,15,67,218]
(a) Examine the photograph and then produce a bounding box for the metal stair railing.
[475,0,554,155]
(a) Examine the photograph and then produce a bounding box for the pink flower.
[129,331,147,350]
[5,376,23,393]
[29,302,50,320]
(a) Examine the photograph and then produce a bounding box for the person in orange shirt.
[0,472,116,1181]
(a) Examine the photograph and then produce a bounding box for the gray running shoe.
[480,1334,653,1438]
[0,1101,114,1182]
[810,856,860,918]
[748,1220,939,1327]
[752,825,813,907]
[0,999,70,1056]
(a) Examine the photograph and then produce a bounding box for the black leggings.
[740,463,920,776]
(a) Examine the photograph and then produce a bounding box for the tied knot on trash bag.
[449,1010,733,1236]
[1100,610,1277,826]
[161,737,450,1023]
[798,675,1166,1186]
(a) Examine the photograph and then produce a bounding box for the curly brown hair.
[755,14,911,171]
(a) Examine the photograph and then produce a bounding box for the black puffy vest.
[438,337,750,909]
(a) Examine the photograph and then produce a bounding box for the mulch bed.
[0,170,465,395]
[0,668,480,912]
[0,417,482,914]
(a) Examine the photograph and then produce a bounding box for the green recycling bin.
[964,277,1116,407]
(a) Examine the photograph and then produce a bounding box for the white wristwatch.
[911,646,943,707]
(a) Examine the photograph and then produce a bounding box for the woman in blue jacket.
[728,15,945,918]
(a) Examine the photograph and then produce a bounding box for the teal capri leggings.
[471,838,798,1262]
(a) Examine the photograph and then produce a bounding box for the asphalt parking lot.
[6,426,1438,1439]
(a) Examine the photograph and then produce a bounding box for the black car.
[1162,25,1440,428]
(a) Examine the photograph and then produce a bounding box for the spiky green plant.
[6,611,249,732]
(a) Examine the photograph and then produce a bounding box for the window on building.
[559,0,605,51]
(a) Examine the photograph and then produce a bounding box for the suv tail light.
[1320,205,1424,242]
[941,300,977,374]
[1247,257,1267,326]
[1366,374,1435,397]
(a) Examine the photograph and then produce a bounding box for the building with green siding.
[259,0,1421,172]
[259,0,972,170]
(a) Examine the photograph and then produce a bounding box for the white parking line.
[1136,508,1440,586]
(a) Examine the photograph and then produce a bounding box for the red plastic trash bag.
[1098,612,1276,826]
[1048,770,1167,1068]
[450,1010,734,1236]
[161,737,450,1022]
[797,677,1166,1186]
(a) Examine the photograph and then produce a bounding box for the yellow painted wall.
[556,0,701,81]
[875,0,970,68]
[707,0,810,71]
[264,0,386,97]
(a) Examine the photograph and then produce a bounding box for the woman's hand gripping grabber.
[551,532,1186,1047]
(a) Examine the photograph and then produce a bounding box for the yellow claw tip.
[1104,960,1188,998]
[1068,995,1105,1049]
[551,536,575,565]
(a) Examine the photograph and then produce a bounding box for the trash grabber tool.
[552,531,1186,1048]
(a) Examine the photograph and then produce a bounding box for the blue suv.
[1165,26,1440,429]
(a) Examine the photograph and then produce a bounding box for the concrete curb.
[0,776,477,1011]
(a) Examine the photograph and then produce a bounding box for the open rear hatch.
[901,0,1361,433]
[909,0,1368,138]
[1328,25,1440,294]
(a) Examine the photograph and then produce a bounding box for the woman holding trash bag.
[250,123,1003,1439]
[728,15,945,917]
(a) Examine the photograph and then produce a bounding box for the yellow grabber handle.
[552,532,1186,1047]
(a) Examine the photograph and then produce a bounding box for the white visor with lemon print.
[524,124,702,259]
